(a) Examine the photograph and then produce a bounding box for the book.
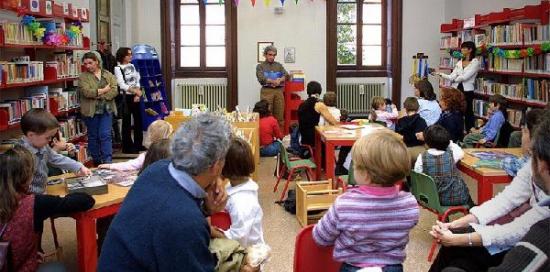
[65,175,108,195]
[468,150,517,161]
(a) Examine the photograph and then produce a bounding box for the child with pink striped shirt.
[313,131,419,272]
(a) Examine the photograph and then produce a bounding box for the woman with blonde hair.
[99,120,174,171]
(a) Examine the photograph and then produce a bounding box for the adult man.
[98,113,231,271]
[256,45,289,128]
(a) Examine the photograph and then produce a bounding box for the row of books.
[524,54,550,74]
[1,23,39,45]
[48,53,81,78]
[0,61,44,84]
[1,22,84,47]
[439,56,457,69]
[475,78,549,104]
[49,87,80,111]
[473,99,524,128]
[523,24,550,44]
[487,55,523,73]
[440,36,460,49]
[488,23,523,45]
[58,118,86,141]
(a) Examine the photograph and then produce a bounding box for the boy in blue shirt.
[462,94,507,148]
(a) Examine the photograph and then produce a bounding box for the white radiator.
[175,83,227,110]
[336,83,385,114]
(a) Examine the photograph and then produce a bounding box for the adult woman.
[428,159,550,272]
[79,51,118,165]
[435,88,466,143]
[435,41,480,132]
[114,47,145,154]
[414,79,441,126]
[0,146,94,271]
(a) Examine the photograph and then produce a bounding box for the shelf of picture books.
[473,99,525,129]
[0,85,80,131]
[474,77,548,107]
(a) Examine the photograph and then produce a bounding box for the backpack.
[283,189,296,214]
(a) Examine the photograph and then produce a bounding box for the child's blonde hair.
[351,131,410,186]
[143,120,174,148]
[323,92,337,107]
[371,96,385,110]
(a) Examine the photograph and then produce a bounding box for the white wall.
[126,0,162,56]
[401,0,445,103]
[237,1,326,109]
[447,0,541,21]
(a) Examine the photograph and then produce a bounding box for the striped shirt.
[313,185,419,267]
[19,137,83,194]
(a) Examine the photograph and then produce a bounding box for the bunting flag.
[264,0,271,6]
[251,0,256,6]
[280,0,285,5]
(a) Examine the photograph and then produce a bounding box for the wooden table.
[458,148,522,204]
[314,124,386,180]
[47,175,130,272]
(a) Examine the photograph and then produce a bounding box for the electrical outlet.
[359,85,365,95]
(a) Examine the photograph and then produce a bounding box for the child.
[414,79,441,126]
[414,125,472,206]
[253,100,283,157]
[313,131,419,271]
[211,137,265,248]
[370,96,398,128]
[501,108,545,176]
[18,109,91,194]
[319,92,341,126]
[99,120,173,171]
[0,146,95,271]
[138,138,172,175]
[462,94,507,148]
[395,97,428,164]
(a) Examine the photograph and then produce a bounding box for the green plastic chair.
[273,141,317,202]
[410,171,471,261]
[336,161,356,191]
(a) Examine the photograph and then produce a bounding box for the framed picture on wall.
[284,47,295,63]
[257,42,274,63]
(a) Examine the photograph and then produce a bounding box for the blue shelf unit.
[131,44,170,130]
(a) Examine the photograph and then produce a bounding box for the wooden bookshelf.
[0,77,79,90]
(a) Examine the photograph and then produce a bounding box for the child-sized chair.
[274,142,316,202]
[293,225,341,272]
[474,121,513,148]
[335,161,356,192]
[410,172,471,262]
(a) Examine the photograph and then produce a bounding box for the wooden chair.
[293,225,341,272]
[410,172,471,262]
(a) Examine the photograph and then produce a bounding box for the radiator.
[175,83,227,110]
[336,83,385,114]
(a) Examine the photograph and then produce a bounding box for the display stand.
[284,81,304,135]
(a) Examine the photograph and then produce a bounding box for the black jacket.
[395,113,427,147]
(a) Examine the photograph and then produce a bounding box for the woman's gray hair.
[170,113,232,176]
[263,45,277,56]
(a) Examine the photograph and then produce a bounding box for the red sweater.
[259,116,283,146]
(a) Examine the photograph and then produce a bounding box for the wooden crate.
[296,181,342,227]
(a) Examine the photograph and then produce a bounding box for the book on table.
[65,175,108,195]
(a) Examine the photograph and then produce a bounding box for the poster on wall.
[257,42,274,63]
[284,47,295,63]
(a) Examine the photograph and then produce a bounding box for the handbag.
[0,224,11,272]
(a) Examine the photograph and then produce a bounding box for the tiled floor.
[42,155,495,271]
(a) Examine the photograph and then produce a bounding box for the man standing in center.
[256,45,289,129]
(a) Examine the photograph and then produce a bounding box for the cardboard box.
[65,176,108,195]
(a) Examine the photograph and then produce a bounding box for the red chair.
[210,211,232,231]
[293,225,341,272]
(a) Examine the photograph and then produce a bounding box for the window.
[330,0,387,72]
[177,0,234,75]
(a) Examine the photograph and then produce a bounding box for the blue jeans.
[84,112,113,164]
[340,263,403,272]
[260,141,281,157]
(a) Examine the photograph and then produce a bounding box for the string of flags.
[207,0,315,6]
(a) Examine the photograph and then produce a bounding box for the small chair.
[410,172,471,262]
[293,225,341,272]
[335,161,356,192]
[474,121,513,148]
[274,142,317,202]
[210,211,232,231]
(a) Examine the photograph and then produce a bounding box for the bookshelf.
[439,1,550,127]
[0,2,91,164]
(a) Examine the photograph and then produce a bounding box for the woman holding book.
[434,41,480,132]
